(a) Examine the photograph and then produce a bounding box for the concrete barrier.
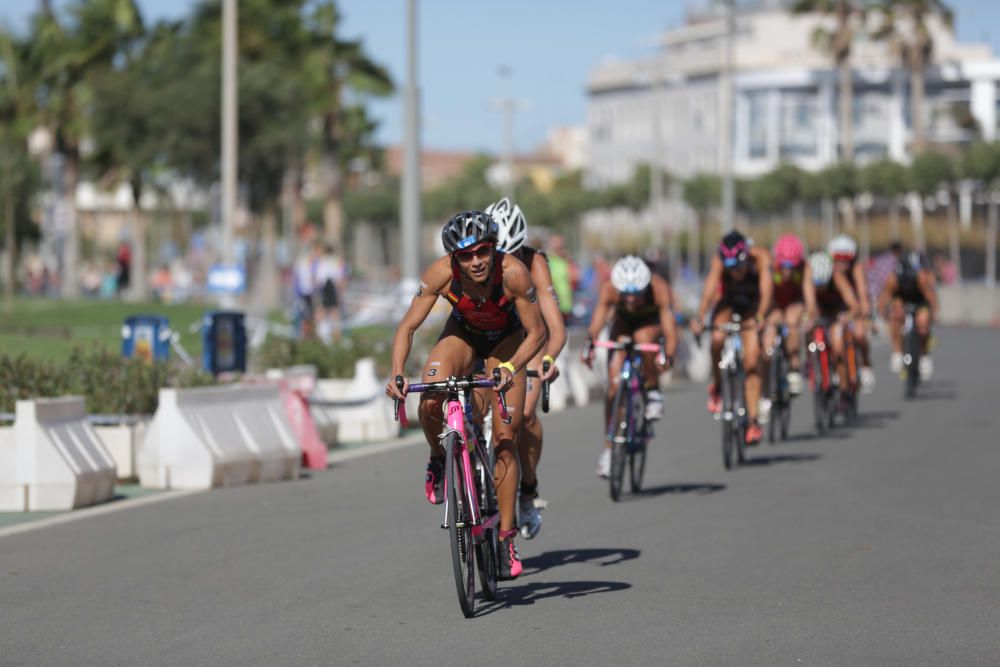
[311,358,399,443]
[264,366,329,470]
[138,384,300,490]
[94,421,149,481]
[0,397,117,511]
[937,285,1000,327]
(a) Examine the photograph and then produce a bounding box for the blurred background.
[1,0,999,356]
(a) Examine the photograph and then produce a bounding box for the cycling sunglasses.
[778,260,797,269]
[454,243,494,262]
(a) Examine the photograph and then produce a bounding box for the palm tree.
[26,0,144,298]
[792,0,863,162]
[871,0,954,154]
[302,2,393,251]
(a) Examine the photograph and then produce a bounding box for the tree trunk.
[860,208,871,266]
[889,196,900,241]
[129,185,148,303]
[946,199,962,282]
[910,53,926,154]
[688,213,701,278]
[322,154,344,252]
[4,192,15,313]
[60,153,80,299]
[907,192,926,252]
[251,206,281,312]
[987,193,998,290]
[793,201,806,252]
[838,55,854,162]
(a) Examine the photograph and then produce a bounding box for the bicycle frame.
[400,377,503,540]
[594,339,663,444]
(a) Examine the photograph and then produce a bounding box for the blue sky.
[3,0,999,153]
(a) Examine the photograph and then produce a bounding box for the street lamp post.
[221,0,238,268]
[401,0,422,285]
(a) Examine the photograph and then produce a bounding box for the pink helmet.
[773,234,804,268]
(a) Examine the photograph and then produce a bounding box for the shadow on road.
[476,579,632,615]
[742,452,822,467]
[778,430,851,443]
[631,483,726,498]
[521,548,640,576]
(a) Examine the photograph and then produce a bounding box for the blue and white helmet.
[611,255,652,294]
[484,198,527,254]
[441,210,498,254]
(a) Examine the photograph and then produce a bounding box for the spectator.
[151,264,173,302]
[547,234,577,322]
[315,243,348,343]
[293,241,322,339]
[116,241,131,295]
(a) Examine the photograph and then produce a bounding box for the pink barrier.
[245,373,328,471]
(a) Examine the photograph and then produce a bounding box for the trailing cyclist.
[829,235,876,393]
[691,231,772,446]
[764,234,816,398]
[484,197,567,540]
[384,210,546,580]
[809,251,860,389]
[583,255,677,478]
[877,250,939,380]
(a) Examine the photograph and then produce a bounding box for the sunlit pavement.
[3,328,999,665]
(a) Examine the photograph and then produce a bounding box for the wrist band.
[542,354,555,366]
[497,361,516,375]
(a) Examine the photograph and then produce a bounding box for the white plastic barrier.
[311,358,399,443]
[139,384,300,490]
[0,397,117,511]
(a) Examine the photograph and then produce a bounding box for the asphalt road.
[3,327,999,666]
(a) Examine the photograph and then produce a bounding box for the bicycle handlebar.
[392,372,510,425]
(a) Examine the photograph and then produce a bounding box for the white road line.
[0,489,205,540]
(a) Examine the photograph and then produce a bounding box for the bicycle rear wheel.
[474,453,498,602]
[628,391,647,493]
[445,434,476,618]
[609,382,628,502]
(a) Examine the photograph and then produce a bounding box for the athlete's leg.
[889,298,905,354]
[741,321,762,422]
[487,333,529,535]
[762,309,783,397]
[632,322,664,389]
[603,319,629,448]
[829,318,847,385]
[519,351,545,496]
[710,306,732,391]
[915,305,932,352]
[417,323,477,457]
[783,303,804,372]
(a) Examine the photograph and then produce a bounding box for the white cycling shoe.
[644,390,664,421]
[860,366,876,394]
[919,356,934,380]
[890,352,903,374]
[786,371,803,396]
[596,449,611,478]
[518,495,542,540]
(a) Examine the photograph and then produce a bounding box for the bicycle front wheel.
[445,434,476,618]
[733,368,747,465]
[474,453,498,602]
[609,382,628,501]
[628,391,647,493]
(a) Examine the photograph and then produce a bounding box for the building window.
[779,92,818,159]
[747,91,768,159]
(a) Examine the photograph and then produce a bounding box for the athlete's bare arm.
[502,254,546,379]
[919,270,939,317]
[530,253,567,362]
[876,273,898,316]
[852,262,871,316]
[695,255,724,330]
[586,281,618,342]
[651,274,677,361]
[753,247,773,321]
[387,258,451,398]
[833,270,860,318]
[803,263,818,320]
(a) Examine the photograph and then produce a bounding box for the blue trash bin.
[121,315,171,363]
[202,311,247,375]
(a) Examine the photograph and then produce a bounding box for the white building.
[586,0,1000,186]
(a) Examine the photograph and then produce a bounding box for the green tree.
[792,0,864,160]
[908,149,959,271]
[859,157,908,239]
[872,0,954,153]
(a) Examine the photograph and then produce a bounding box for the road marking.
[0,489,205,540]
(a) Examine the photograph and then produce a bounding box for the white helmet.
[828,234,857,262]
[808,251,834,286]
[484,198,527,254]
[611,255,652,294]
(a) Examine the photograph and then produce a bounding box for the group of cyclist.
[385,197,939,582]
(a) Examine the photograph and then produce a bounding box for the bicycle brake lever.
[393,375,405,423]
[492,368,510,421]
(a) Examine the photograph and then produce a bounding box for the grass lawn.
[0,298,218,362]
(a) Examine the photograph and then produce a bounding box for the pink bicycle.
[392,370,508,618]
